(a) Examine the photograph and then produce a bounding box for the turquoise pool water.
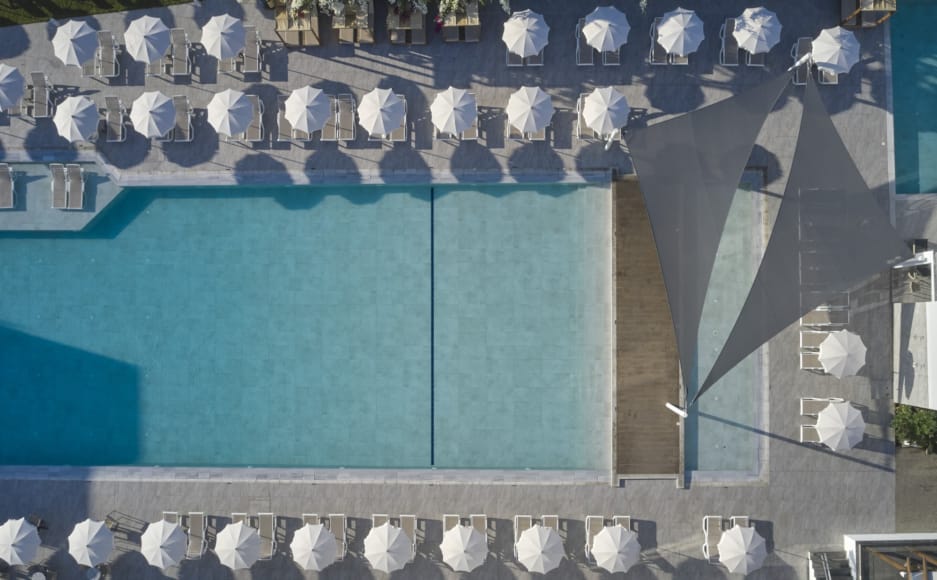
[685,180,764,474]
[0,183,612,470]
[891,0,937,193]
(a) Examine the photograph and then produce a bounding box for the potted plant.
[316,0,370,17]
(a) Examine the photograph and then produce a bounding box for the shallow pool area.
[891,0,937,194]
[0,183,612,470]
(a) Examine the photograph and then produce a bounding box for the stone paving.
[0,0,902,578]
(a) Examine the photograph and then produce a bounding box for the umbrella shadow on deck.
[162,109,220,167]
[96,129,151,169]
[449,139,504,182]
[508,142,564,182]
[23,122,79,162]
[234,153,293,185]
[0,24,29,58]
[378,143,430,182]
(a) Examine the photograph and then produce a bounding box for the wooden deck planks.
[612,176,681,476]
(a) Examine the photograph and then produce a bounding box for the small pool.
[685,176,766,476]
[891,0,937,193]
[0,183,612,470]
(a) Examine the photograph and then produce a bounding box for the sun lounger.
[603,48,621,65]
[399,515,417,561]
[800,330,829,350]
[801,308,849,327]
[444,514,460,531]
[526,50,543,66]
[302,514,319,525]
[372,514,388,528]
[730,516,750,528]
[242,25,261,75]
[702,515,722,563]
[818,66,839,85]
[541,515,559,532]
[170,29,191,77]
[184,512,206,559]
[462,104,479,140]
[321,95,339,142]
[792,37,812,86]
[98,32,120,78]
[584,516,604,561]
[649,18,667,65]
[671,51,689,65]
[147,53,166,76]
[104,96,126,143]
[172,95,192,142]
[528,125,547,141]
[246,95,264,143]
[390,97,407,142]
[801,397,845,416]
[720,18,739,66]
[800,351,825,371]
[613,515,631,530]
[50,164,66,209]
[576,19,595,66]
[513,515,532,561]
[470,514,487,541]
[336,94,356,142]
[801,424,822,443]
[327,514,346,560]
[0,164,13,210]
[576,93,594,141]
[232,513,247,524]
[256,513,276,560]
[65,164,83,210]
[748,50,766,67]
[163,512,179,524]
[29,72,51,119]
[277,95,296,142]
[507,121,524,141]
[506,49,523,67]
[82,54,96,77]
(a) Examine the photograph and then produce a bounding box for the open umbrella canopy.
[583,86,630,138]
[657,8,704,56]
[583,6,630,52]
[718,525,767,575]
[357,88,405,137]
[141,519,186,569]
[502,9,550,58]
[202,14,245,60]
[430,87,477,136]
[215,521,260,570]
[818,330,867,378]
[290,523,338,571]
[440,525,487,572]
[0,65,24,111]
[125,16,170,64]
[733,7,781,54]
[816,401,866,451]
[0,518,40,566]
[53,20,98,67]
[285,86,331,134]
[591,524,641,574]
[364,522,412,573]
[506,86,554,134]
[515,524,564,574]
[54,96,98,143]
[208,89,253,137]
[68,519,113,567]
[130,91,175,138]
[812,26,860,75]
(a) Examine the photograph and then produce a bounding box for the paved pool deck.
[0,0,901,578]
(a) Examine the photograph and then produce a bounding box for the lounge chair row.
[702,515,751,563]
[799,294,850,371]
[168,511,348,562]
[49,163,84,210]
[799,397,844,443]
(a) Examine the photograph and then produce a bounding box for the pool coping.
[884,19,897,220]
[0,465,610,485]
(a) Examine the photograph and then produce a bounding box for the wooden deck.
[612,176,682,477]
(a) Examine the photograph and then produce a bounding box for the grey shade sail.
[627,72,791,402]
[694,79,911,400]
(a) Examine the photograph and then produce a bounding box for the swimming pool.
[891,0,937,193]
[0,183,612,470]
[685,176,766,475]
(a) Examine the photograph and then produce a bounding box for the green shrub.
[894,404,937,454]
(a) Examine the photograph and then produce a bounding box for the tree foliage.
[894,404,937,454]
